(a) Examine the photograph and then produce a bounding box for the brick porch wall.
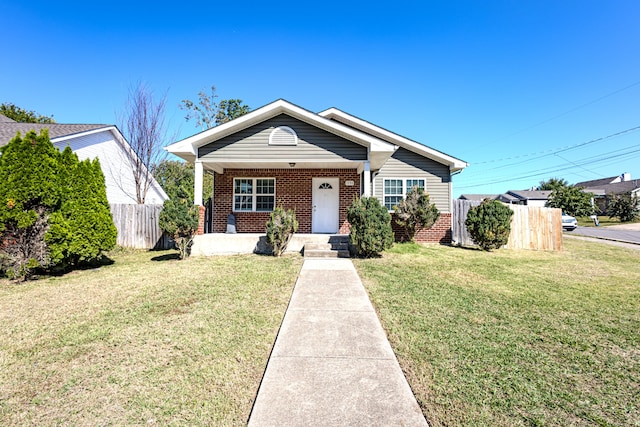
[197,205,206,235]
[212,169,361,234]
[391,212,452,244]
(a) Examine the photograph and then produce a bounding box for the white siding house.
[0,116,168,205]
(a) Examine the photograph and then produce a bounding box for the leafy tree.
[0,102,55,123]
[393,187,440,242]
[465,199,514,251]
[607,193,639,222]
[216,99,251,125]
[266,206,299,256]
[347,197,394,257]
[158,198,200,260]
[119,83,171,204]
[538,177,569,191]
[153,159,213,203]
[0,130,115,280]
[180,85,250,130]
[546,185,594,217]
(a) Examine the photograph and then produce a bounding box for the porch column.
[194,160,203,206]
[363,161,371,197]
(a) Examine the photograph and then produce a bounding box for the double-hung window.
[383,178,425,210]
[234,178,275,212]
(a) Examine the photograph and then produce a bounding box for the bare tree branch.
[118,83,170,204]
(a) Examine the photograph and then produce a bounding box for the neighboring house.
[498,190,552,207]
[165,99,467,243]
[575,173,640,214]
[458,194,499,202]
[0,114,168,205]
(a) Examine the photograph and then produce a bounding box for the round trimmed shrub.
[347,197,393,257]
[465,199,514,251]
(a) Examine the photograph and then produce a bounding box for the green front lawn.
[0,250,302,426]
[355,240,640,426]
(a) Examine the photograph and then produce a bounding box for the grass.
[577,215,640,227]
[0,249,303,426]
[354,240,640,426]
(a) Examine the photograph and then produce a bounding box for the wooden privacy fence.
[110,204,172,249]
[452,199,563,251]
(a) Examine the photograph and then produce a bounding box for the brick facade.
[211,168,360,234]
[199,168,453,244]
[391,212,452,243]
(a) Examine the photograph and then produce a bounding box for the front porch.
[190,233,350,256]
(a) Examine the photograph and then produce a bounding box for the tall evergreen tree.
[0,131,61,279]
[1,130,116,280]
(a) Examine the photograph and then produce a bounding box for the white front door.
[312,177,340,233]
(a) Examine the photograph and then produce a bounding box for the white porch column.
[194,160,203,206]
[363,161,371,197]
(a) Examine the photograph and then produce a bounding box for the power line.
[475,124,640,167]
[456,144,640,190]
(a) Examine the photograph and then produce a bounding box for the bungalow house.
[575,173,640,214]
[165,99,467,253]
[0,114,168,205]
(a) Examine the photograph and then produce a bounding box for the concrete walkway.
[248,259,428,426]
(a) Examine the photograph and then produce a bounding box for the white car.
[562,214,578,231]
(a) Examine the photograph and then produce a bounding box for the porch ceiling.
[202,159,363,173]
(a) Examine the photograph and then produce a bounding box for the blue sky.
[2,1,639,197]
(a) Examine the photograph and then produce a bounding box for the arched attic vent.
[268,126,298,146]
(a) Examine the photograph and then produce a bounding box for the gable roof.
[318,107,468,172]
[583,180,640,196]
[574,176,619,188]
[0,117,109,146]
[506,190,552,200]
[0,114,17,123]
[459,194,499,201]
[166,99,399,170]
[165,99,467,172]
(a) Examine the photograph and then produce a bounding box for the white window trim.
[268,126,298,146]
[382,177,427,211]
[233,177,276,212]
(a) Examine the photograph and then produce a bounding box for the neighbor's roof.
[0,115,109,146]
[507,190,552,200]
[583,180,640,195]
[0,114,17,123]
[459,194,499,201]
[574,176,619,188]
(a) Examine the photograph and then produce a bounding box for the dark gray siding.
[198,114,367,161]
[374,147,452,212]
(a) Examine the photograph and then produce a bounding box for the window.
[383,178,426,210]
[234,178,275,212]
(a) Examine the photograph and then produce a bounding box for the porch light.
[289,162,296,168]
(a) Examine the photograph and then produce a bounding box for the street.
[568,223,640,245]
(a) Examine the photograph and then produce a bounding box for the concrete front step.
[304,243,350,258]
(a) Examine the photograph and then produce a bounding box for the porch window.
[383,178,426,210]
[234,178,275,212]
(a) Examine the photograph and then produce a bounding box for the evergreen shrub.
[266,206,298,257]
[158,198,200,259]
[393,187,440,242]
[0,130,116,280]
[465,199,514,251]
[347,197,393,257]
